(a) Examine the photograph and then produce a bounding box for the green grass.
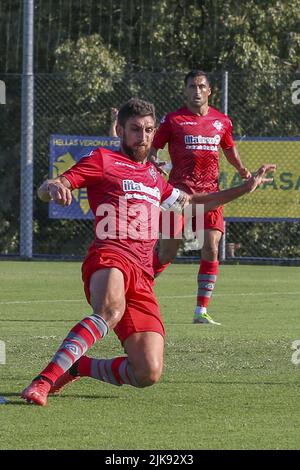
[0,261,300,449]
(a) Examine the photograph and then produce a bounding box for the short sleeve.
[152,114,172,150]
[220,118,235,150]
[62,148,104,189]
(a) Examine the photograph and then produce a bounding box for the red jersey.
[62,148,174,277]
[153,106,234,194]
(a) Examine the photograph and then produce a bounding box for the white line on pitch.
[0,291,300,305]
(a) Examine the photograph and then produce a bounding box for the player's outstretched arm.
[189,164,276,213]
[37,176,73,206]
[223,146,251,179]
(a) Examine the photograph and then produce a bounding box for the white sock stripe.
[91,358,99,379]
[91,314,109,337]
[52,350,73,372]
[199,281,215,290]
[119,359,128,384]
[125,363,140,387]
[99,359,107,382]
[68,332,88,352]
[198,274,217,281]
[197,289,213,298]
[105,358,121,386]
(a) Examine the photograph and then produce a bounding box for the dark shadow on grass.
[0,392,119,405]
[53,394,119,399]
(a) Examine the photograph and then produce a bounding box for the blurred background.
[0,0,299,263]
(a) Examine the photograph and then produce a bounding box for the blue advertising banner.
[49,134,120,219]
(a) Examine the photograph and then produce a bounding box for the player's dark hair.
[117,98,156,127]
[184,70,211,88]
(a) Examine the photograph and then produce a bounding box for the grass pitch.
[0,260,300,450]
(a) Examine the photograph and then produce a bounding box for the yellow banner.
[159,139,300,219]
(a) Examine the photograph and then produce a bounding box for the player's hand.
[177,191,191,210]
[47,181,73,206]
[246,164,276,193]
[239,167,252,179]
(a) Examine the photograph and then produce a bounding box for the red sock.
[77,355,92,376]
[39,314,108,384]
[197,259,219,308]
[78,355,140,387]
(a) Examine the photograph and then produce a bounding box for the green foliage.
[227,221,300,258]
[0,1,299,256]
[54,34,126,104]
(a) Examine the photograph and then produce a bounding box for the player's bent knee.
[134,362,163,388]
[93,307,123,329]
[202,245,219,259]
[136,371,162,388]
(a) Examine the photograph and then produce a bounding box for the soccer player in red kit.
[21,98,275,406]
[150,70,251,325]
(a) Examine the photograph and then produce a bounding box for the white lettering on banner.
[291,80,300,105]
[0,80,6,104]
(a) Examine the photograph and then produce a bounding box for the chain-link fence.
[1,71,299,262]
[0,74,22,255]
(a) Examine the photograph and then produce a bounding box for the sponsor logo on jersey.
[213,120,223,131]
[149,166,157,182]
[122,179,161,201]
[179,121,198,126]
[184,134,221,145]
[184,134,220,151]
[115,161,136,170]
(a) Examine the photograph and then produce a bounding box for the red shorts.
[160,206,224,238]
[82,247,165,343]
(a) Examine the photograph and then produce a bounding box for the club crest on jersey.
[149,166,157,182]
[213,120,223,131]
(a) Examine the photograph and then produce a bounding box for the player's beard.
[122,137,149,163]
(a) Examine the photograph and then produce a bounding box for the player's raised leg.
[61,331,164,389]
[50,262,165,393]
[153,237,182,277]
[21,267,125,406]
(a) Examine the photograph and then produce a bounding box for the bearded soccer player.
[149,70,252,325]
[21,98,275,406]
